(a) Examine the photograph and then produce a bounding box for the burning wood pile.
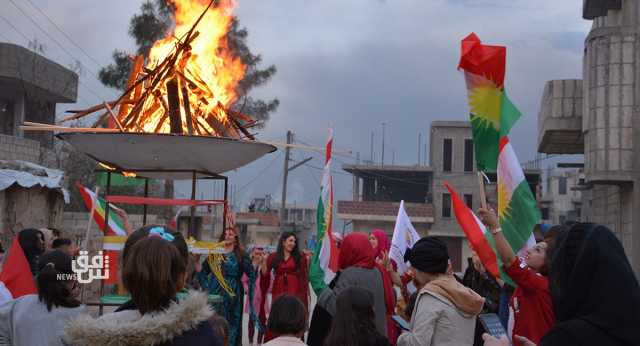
[23,0,257,140]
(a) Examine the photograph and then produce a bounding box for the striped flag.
[309,129,339,290]
[497,137,539,259]
[76,182,126,284]
[76,182,127,236]
[445,182,500,279]
[459,33,521,172]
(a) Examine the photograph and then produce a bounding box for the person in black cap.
[397,236,484,346]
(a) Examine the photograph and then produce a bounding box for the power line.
[6,0,115,101]
[236,152,283,193]
[23,0,104,69]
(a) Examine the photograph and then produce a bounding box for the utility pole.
[381,122,386,166]
[418,133,422,166]
[279,131,313,231]
[370,131,374,163]
[280,130,293,229]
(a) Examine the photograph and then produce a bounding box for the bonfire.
[25,0,257,140]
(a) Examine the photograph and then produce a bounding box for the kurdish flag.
[459,33,521,172]
[309,129,339,293]
[497,137,538,259]
[76,182,127,237]
[77,182,126,284]
[445,182,500,280]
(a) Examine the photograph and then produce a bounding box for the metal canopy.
[57,132,277,180]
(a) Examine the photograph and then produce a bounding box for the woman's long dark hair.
[218,226,245,262]
[18,228,45,275]
[37,250,81,311]
[324,287,382,346]
[272,231,302,270]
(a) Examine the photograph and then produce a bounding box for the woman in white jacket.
[0,250,85,346]
[397,237,484,346]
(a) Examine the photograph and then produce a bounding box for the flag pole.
[83,186,100,250]
[477,172,488,210]
[80,186,99,303]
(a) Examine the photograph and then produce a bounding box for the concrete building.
[236,195,317,248]
[537,0,640,275]
[0,43,78,246]
[539,165,584,224]
[338,121,542,272]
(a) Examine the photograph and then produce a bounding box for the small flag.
[390,200,420,275]
[309,129,339,290]
[445,182,500,279]
[0,238,37,298]
[458,33,521,172]
[76,182,126,284]
[76,182,127,236]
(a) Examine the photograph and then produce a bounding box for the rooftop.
[430,120,471,129]
[343,164,433,174]
[337,200,434,223]
[0,43,78,102]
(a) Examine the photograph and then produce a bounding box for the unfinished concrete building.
[537,0,640,275]
[0,42,78,245]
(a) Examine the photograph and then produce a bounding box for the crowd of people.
[0,208,639,345]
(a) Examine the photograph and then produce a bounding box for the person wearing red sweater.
[260,231,309,342]
[478,208,555,346]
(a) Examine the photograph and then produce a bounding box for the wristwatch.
[490,227,502,235]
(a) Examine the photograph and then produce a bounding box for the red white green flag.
[497,137,538,259]
[310,129,339,290]
[76,182,127,236]
[445,182,500,279]
[76,182,126,284]
[458,33,521,172]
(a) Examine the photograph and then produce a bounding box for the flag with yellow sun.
[458,32,521,172]
[497,136,539,263]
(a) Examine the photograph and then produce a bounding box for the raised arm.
[478,208,516,267]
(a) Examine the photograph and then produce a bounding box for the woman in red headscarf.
[312,232,395,345]
[369,230,399,345]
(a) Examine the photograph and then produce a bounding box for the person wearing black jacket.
[462,252,501,346]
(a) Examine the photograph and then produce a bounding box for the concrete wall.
[583,1,640,182]
[0,134,61,169]
[537,79,584,154]
[430,122,482,236]
[581,0,640,275]
[0,186,65,247]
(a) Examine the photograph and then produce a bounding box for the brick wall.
[0,134,62,169]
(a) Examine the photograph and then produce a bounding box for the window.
[559,177,567,195]
[464,194,473,209]
[541,208,550,220]
[464,139,474,172]
[442,193,452,218]
[443,138,452,172]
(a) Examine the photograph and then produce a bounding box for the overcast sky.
[1,0,591,211]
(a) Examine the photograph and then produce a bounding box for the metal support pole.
[143,178,149,225]
[223,176,228,232]
[104,172,112,233]
[189,171,196,239]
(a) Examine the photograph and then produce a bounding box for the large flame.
[129,0,246,135]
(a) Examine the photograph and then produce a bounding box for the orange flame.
[129,0,246,135]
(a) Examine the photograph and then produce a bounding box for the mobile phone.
[392,315,411,331]
[478,313,508,340]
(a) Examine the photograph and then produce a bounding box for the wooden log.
[104,102,124,132]
[118,55,144,120]
[166,77,183,134]
[179,77,194,135]
[153,114,169,133]
[21,126,119,133]
[59,100,134,123]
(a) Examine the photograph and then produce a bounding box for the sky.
[1,0,591,212]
